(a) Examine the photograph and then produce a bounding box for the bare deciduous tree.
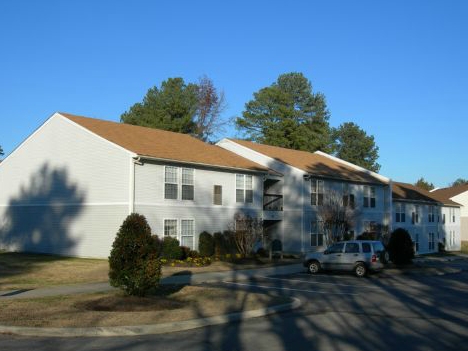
[194,75,228,142]
[229,212,264,257]
[317,190,358,245]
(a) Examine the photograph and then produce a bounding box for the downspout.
[128,157,139,214]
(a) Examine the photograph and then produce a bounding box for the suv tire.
[354,263,367,277]
[380,251,390,264]
[307,260,321,274]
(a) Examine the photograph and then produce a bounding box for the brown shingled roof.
[431,184,468,200]
[60,113,268,173]
[393,182,460,206]
[228,139,387,184]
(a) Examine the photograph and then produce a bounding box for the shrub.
[108,213,161,296]
[387,228,414,264]
[162,237,183,259]
[256,247,268,258]
[214,231,235,256]
[199,231,215,257]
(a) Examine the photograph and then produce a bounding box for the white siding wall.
[0,114,131,257]
[134,161,263,249]
[217,139,392,253]
[452,191,468,242]
[392,202,461,254]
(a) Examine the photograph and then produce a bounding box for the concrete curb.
[0,297,301,337]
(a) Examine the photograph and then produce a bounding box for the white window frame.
[164,218,178,239]
[181,168,195,201]
[164,166,195,201]
[428,232,435,251]
[236,174,253,204]
[164,166,179,200]
[311,179,324,206]
[310,221,324,247]
[414,233,419,252]
[428,206,435,223]
[180,219,195,250]
[363,186,376,208]
[395,203,406,223]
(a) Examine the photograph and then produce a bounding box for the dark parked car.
[303,240,388,277]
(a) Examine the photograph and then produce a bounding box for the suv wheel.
[308,260,321,274]
[354,263,367,277]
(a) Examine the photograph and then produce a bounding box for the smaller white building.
[392,182,461,253]
[431,185,468,243]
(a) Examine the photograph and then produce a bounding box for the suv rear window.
[362,243,371,253]
[372,242,385,253]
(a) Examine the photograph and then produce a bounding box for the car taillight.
[371,254,377,263]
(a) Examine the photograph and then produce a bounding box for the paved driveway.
[1,261,468,351]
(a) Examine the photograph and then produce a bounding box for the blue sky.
[1,0,467,187]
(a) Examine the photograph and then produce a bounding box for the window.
[236,174,253,203]
[181,219,195,249]
[213,185,222,205]
[363,186,376,208]
[311,179,324,206]
[428,233,435,251]
[362,243,371,253]
[164,219,177,238]
[164,166,194,200]
[310,221,324,247]
[364,221,377,232]
[428,206,435,223]
[443,213,446,224]
[413,233,419,252]
[395,203,406,223]
[181,168,194,200]
[164,166,178,199]
[412,206,420,224]
[449,208,456,223]
[328,243,344,254]
[342,183,355,209]
[345,243,359,253]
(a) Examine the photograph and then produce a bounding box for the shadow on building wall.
[0,164,85,255]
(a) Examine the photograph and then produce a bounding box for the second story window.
[342,183,355,208]
[363,186,376,208]
[449,208,456,223]
[311,179,324,206]
[428,206,435,223]
[165,166,194,200]
[412,205,420,224]
[395,203,406,223]
[164,166,178,200]
[181,168,194,200]
[236,174,253,203]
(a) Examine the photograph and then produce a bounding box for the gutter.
[134,155,270,175]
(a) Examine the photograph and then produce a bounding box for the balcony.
[263,194,283,211]
[263,194,283,221]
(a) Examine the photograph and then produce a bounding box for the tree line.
[120,72,381,172]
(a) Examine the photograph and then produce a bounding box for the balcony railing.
[263,194,283,211]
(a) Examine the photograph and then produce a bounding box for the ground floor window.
[310,221,324,247]
[428,232,435,251]
[181,219,195,249]
[164,219,178,238]
[413,233,419,252]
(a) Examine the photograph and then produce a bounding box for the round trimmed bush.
[108,213,161,296]
[198,231,214,257]
[162,236,183,259]
[387,228,414,264]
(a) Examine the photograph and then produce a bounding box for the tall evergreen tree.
[333,122,380,172]
[121,77,198,134]
[236,72,334,152]
[415,177,434,191]
[451,178,468,187]
[0,145,3,157]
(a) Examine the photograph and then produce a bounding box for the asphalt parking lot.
[2,260,468,351]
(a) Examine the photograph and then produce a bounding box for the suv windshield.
[345,243,360,253]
